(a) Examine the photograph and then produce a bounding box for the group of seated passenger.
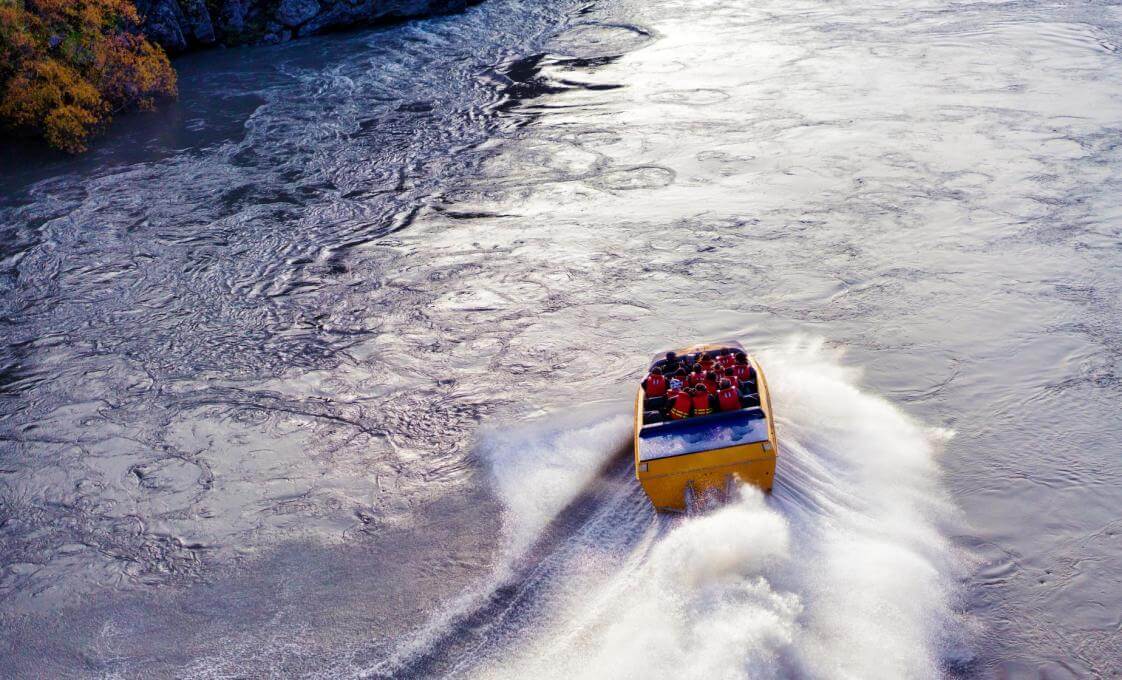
[642,350,757,421]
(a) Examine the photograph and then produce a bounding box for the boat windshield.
[637,408,768,462]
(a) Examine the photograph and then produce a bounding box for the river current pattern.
[1,0,1120,677]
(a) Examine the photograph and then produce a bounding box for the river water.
[2,0,1121,677]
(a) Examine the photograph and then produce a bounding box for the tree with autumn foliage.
[0,0,176,153]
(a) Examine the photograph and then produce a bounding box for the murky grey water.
[2,0,1121,676]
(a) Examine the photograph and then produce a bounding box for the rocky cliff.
[135,0,476,53]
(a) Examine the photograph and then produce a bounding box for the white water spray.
[362,408,633,677]
[482,409,633,558]
[467,339,965,680]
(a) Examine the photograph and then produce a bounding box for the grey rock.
[275,0,321,27]
[181,0,216,45]
[260,21,293,44]
[135,0,189,53]
[297,0,372,37]
[219,0,252,37]
[135,0,481,53]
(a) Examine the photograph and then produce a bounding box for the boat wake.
[373,339,970,679]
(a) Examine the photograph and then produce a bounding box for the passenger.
[668,382,692,420]
[663,351,680,375]
[642,366,668,398]
[705,371,720,394]
[699,352,716,372]
[732,353,755,382]
[666,378,685,399]
[687,364,705,387]
[717,379,741,411]
[723,367,740,390]
[691,384,713,416]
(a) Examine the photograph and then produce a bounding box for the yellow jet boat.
[634,341,778,512]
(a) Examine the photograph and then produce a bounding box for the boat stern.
[635,438,776,512]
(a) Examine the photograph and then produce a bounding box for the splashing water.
[761,339,965,677]
[481,409,634,559]
[389,339,968,680]
[361,408,634,678]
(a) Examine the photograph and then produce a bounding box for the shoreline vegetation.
[0,0,177,153]
[0,0,476,153]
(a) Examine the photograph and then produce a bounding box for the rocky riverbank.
[136,0,478,53]
[0,0,480,152]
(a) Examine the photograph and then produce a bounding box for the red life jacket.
[644,373,667,397]
[724,374,740,390]
[733,363,753,381]
[705,379,719,394]
[718,354,736,368]
[718,387,741,412]
[691,390,712,416]
[669,392,692,419]
[688,371,704,387]
[700,359,715,372]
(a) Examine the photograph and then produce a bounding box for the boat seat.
[644,396,667,411]
[741,393,761,408]
[644,410,665,424]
